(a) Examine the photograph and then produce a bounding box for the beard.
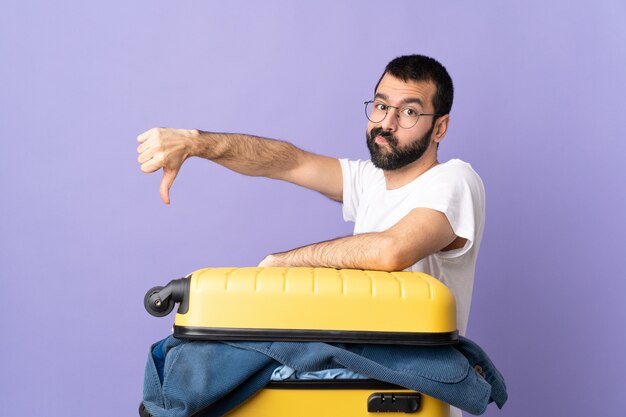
[366,123,435,170]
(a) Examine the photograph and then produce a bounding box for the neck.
[383,152,439,190]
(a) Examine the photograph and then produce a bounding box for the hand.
[258,254,283,267]
[137,128,197,204]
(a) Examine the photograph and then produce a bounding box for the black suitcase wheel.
[144,286,175,317]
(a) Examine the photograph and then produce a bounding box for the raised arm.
[137,128,342,204]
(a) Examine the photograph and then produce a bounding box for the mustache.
[369,127,398,146]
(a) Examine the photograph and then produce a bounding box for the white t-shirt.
[340,158,486,336]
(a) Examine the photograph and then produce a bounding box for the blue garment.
[271,365,370,380]
[143,336,507,417]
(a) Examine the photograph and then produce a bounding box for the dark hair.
[374,55,454,116]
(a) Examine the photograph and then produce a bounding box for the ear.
[432,114,450,144]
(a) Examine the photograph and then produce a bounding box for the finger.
[160,167,179,205]
[137,150,153,165]
[140,149,165,172]
[137,128,157,143]
[137,140,150,154]
[258,255,276,267]
[140,158,162,173]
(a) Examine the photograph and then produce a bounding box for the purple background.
[1,1,625,416]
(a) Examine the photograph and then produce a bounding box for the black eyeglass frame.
[364,100,442,129]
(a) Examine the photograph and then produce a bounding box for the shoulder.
[435,159,481,179]
[339,158,379,174]
[410,159,486,211]
[428,159,484,190]
[339,158,384,184]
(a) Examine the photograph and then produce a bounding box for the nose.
[380,107,399,132]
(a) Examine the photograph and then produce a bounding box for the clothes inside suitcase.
[142,267,457,416]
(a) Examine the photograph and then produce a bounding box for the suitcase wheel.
[144,286,175,317]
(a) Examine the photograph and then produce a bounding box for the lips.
[369,127,397,148]
[374,135,388,145]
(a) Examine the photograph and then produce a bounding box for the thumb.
[160,167,179,205]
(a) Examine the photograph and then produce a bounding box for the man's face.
[366,74,438,170]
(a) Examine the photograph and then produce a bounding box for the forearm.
[262,233,402,272]
[191,130,301,178]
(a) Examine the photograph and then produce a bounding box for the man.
[137,54,485,337]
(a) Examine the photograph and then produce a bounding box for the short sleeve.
[410,163,485,258]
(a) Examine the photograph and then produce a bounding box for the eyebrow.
[374,93,424,107]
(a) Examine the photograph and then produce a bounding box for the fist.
[258,254,283,267]
[137,128,197,204]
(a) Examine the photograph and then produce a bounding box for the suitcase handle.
[144,277,190,317]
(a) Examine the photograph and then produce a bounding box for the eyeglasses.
[364,100,441,129]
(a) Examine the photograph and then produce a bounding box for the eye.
[402,107,418,117]
[374,102,387,111]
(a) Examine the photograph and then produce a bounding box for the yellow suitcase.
[225,380,450,416]
[143,267,457,416]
